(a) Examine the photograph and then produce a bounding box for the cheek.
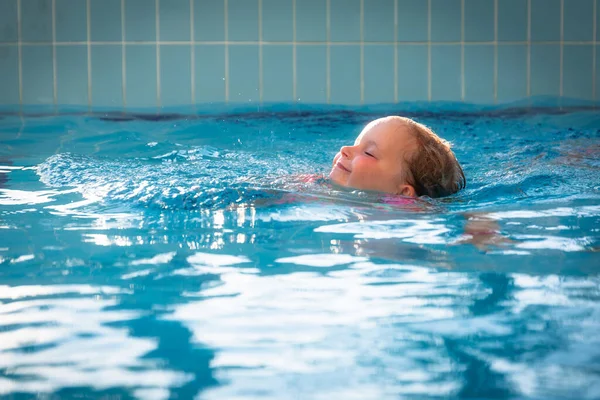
[352,157,376,174]
[332,153,341,166]
[349,158,397,190]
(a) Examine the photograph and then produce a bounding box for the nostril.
[340,146,350,158]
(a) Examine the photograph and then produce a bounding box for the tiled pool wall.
[0,0,598,109]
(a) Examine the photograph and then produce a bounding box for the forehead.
[355,120,416,154]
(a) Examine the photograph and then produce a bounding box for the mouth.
[335,162,351,173]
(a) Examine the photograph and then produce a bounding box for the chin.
[328,170,346,186]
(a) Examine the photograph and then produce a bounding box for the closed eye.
[365,151,375,158]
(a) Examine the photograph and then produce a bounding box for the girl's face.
[329,118,417,196]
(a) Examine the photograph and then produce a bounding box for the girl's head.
[329,116,466,198]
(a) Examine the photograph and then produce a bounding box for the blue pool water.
[0,106,599,399]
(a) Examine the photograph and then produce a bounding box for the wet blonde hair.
[396,117,466,198]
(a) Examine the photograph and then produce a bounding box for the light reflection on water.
[2,263,598,398]
[0,286,189,397]
[0,109,599,398]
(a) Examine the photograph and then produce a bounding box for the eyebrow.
[364,140,379,148]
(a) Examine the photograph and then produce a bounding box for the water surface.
[0,106,599,399]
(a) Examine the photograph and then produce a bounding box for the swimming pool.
[1,106,599,399]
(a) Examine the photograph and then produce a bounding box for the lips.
[335,162,351,173]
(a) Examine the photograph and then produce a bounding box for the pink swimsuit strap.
[379,194,416,206]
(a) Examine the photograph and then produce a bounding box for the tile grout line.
[121,0,127,108]
[156,0,161,110]
[527,0,531,97]
[394,0,398,103]
[17,0,22,109]
[2,40,596,46]
[494,0,498,103]
[360,0,364,104]
[86,0,92,110]
[292,0,297,102]
[559,0,564,98]
[460,0,465,102]
[593,0,597,102]
[326,0,330,104]
[427,0,431,102]
[258,0,263,104]
[190,0,195,107]
[52,0,57,109]
[224,0,229,103]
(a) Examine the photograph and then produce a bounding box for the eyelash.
[365,151,375,158]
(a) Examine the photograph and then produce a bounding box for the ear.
[397,184,416,197]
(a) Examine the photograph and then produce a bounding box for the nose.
[340,145,353,159]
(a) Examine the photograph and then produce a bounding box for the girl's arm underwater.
[455,213,513,251]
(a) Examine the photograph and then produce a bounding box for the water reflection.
[168,261,469,398]
[0,285,189,397]
[315,218,450,243]
[165,261,600,399]
[171,252,256,276]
